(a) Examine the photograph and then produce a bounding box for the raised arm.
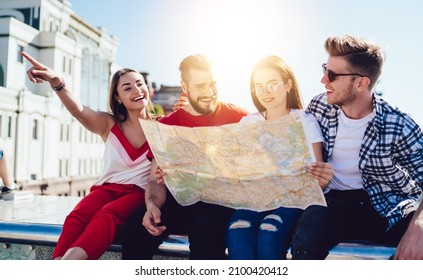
[22,52,114,140]
[142,159,168,236]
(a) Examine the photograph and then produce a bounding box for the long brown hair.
[250,55,303,114]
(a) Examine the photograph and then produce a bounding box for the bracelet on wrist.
[51,78,66,93]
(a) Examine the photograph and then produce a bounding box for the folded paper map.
[140,111,326,211]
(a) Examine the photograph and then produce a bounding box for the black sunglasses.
[322,63,365,82]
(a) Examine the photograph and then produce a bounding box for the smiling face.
[109,68,150,121]
[252,68,291,115]
[249,56,303,117]
[115,71,149,111]
[321,56,359,107]
[182,68,218,115]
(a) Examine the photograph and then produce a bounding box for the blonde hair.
[325,35,385,89]
[179,54,213,84]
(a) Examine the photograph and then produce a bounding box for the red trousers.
[52,183,145,259]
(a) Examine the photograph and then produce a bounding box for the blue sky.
[71,0,423,126]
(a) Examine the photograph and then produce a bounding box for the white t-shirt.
[326,110,374,192]
[240,109,324,145]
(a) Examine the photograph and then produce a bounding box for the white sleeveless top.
[93,123,151,189]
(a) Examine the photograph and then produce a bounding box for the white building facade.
[0,0,119,196]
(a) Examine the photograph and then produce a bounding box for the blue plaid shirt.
[306,93,423,230]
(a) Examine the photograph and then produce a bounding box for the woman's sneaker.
[1,185,18,201]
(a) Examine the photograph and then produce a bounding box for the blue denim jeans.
[226,207,302,259]
[122,189,233,260]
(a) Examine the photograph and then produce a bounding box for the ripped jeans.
[226,207,302,259]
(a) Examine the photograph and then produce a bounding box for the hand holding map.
[140,111,326,211]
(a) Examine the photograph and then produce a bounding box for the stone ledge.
[0,195,395,260]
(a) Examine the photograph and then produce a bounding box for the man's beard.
[330,84,356,107]
[188,94,217,115]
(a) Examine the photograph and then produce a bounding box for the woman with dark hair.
[22,52,154,260]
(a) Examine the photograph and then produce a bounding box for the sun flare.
[204,1,289,112]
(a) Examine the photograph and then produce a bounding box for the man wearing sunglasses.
[290,35,423,260]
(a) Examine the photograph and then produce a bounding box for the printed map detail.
[140,112,326,211]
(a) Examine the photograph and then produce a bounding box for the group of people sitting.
[15,34,422,260]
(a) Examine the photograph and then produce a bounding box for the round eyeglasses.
[253,81,284,96]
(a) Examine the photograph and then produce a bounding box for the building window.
[59,159,63,176]
[62,56,66,73]
[49,20,59,32]
[90,55,100,109]
[66,124,70,141]
[32,119,38,140]
[17,45,24,63]
[7,116,12,138]
[100,60,109,111]
[0,64,4,87]
[60,123,70,142]
[62,56,72,75]
[60,123,64,141]
[80,49,90,105]
[79,126,83,142]
[68,58,72,74]
[59,158,69,177]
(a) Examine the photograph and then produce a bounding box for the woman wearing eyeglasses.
[225,55,333,260]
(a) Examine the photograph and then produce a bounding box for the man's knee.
[290,205,329,260]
